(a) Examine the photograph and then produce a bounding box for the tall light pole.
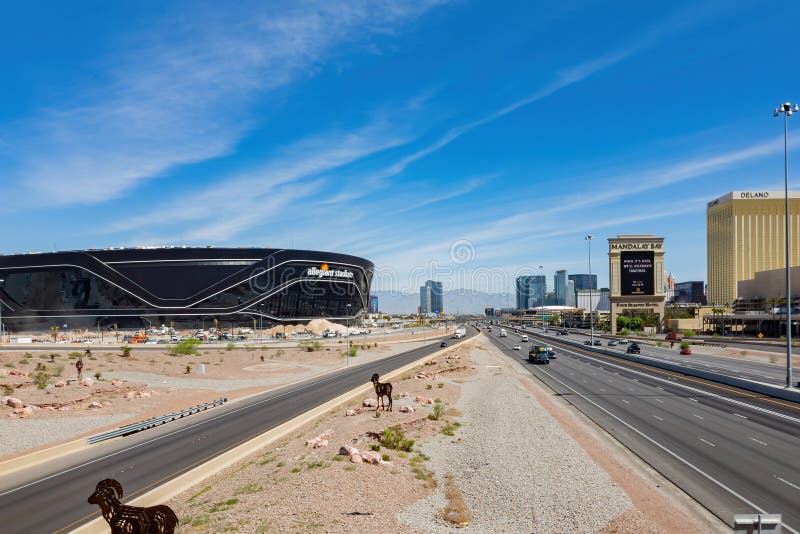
[0,278,4,344]
[537,265,544,334]
[775,101,799,388]
[346,303,352,367]
[259,304,264,345]
[586,235,594,346]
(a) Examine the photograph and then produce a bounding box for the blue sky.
[1,0,799,295]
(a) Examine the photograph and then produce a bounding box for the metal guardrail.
[87,397,227,444]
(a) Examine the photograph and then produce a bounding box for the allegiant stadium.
[0,247,373,331]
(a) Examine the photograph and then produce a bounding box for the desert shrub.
[68,352,81,359]
[120,346,132,357]
[226,343,235,351]
[381,453,390,462]
[682,329,696,338]
[94,371,102,380]
[345,346,358,357]
[51,364,64,377]
[171,338,200,355]
[19,358,30,365]
[370,443,381,451]
[680,341,690,350]
[429,402,445,421]
[276,349,284,356]
[1,384,13,395]
[34,371,49,389]
[380,425,415,452]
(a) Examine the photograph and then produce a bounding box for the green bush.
[52,364,64,377]
[94,371,102,380]
[171,338,201,355]
[429,402,445,421]
[682,329,696,338]
[679,341,690,350]
[120,346,132,357]
[2,384,13,395]
[226,343,235,351]
[380,425,415,452]
[34,371,49,389]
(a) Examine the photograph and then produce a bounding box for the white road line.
[655,399,664,404]
[775,476,800,492]
[693,414,704,420]
[622,399,630,404]
[699,438,716,447]
[749,437,768,446]
[555,345,800,425]
[599,388,607,392]
[657,386,664,390]
[733,413,748,419]
[535,367,800,534]
[653,415,664,421]
[689,398,699,402]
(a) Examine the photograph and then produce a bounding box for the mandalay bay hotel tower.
[707,191,800,306]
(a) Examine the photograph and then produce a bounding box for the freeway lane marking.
[559,343,800,414]
[749,437,768,446]
[775,476,800,492]
[547,343,800,424]
[653,415,664,421]
[733,413,748,419]
[699,438,716,447]
[655,399,664,404]
[689,398,699,402]
[622,399,630,404]
[533,367,800,534]
[693,414,705,420]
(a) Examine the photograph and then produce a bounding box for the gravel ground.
[0,413,131,456]
[397,344,632,533]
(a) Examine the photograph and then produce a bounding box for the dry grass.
[441,473,471,526]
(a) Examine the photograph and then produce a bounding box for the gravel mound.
[0,413,131,456]
[397,343,631,532]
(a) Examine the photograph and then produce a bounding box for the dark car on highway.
[627,343,641,354]
[440,341,448,347]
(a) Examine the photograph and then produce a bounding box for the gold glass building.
[706,191,800,306]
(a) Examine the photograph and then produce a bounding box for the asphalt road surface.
[510,324,799,388]
[0,328,475,533]
[483,327,800,532]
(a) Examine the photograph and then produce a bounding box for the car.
[513,344,521,351]
[593,339,602,346]
[559,329,569,335]
[440,341,448,347]
[546,345,556,359]
[680,348,692,355]
[583,340,592,345]
[665,332,683,341]
[607,340,618,346]
[618,338,629,344]
[627,343,641,354]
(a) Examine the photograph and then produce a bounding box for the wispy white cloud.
[4,1,446,206]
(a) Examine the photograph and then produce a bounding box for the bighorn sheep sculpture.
[88,478,178,533]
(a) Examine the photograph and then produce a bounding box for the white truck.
[499,328,507,337]
[453,327,466,339]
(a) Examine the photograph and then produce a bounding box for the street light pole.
[538,265,544,334]
[775,101,799,388]
[259,304,264,345]
[586,235,594,346]
[346,303,352,367]
[0,278,4,344]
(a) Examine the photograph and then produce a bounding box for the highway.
[0,329,474,533]
[513,325,799,388]
[482,326,800,532]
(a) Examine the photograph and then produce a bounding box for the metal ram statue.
[88,479,178,533]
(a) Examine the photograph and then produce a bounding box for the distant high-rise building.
[568,274,597,291]
[576,288,610,312]
[554,270,568,306]
[707,191,800,305]
[674,281,706,304]
[368,294,379,314]
[566,280,576,307]
[419,280,443,314]
[516,275,546,310]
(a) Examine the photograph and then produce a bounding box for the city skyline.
[1,2,799,293]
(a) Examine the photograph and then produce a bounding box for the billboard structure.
[608,235,666,335]
[620,251,655,296]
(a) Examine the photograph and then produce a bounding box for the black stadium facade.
[0,248,374,331]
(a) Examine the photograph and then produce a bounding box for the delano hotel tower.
[707,191,800,306]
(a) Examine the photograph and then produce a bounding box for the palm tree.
[51,325,59,342]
